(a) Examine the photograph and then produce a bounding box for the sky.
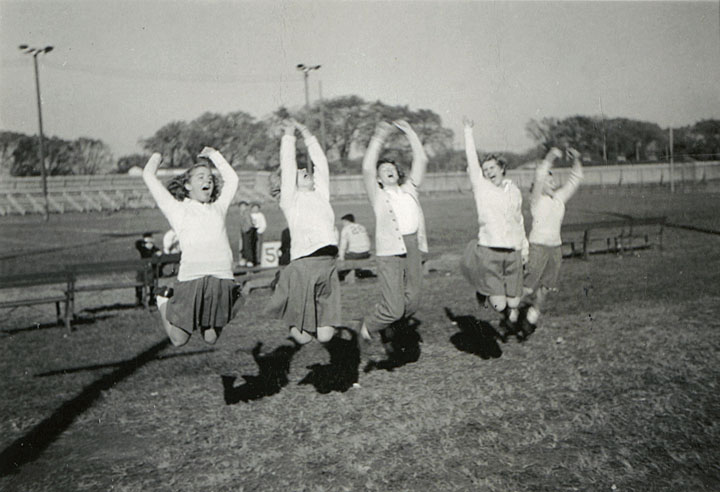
[1,0,719,159]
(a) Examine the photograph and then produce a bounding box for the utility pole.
[669,127,675,193]
[296,64,321,175]
[19,44,53,221]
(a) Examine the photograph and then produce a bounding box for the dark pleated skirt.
[166,276,235,333]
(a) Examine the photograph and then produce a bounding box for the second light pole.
[19,44,54,221]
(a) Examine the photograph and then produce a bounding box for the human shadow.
[338,268,377,282]
[364,317,423,373]
[0,338,171,476]
[35,348,215,377]
[445,307,502,359]
[299,328,360,393]
[0,315,111,337]
[222,341,300,404]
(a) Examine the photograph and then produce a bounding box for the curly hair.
[480,153,507,176]
[165,162,221,202]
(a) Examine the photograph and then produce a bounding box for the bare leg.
[157,297,190,347]
[488,295,508,313]
[316,325,336,343]
[359,320,372,341]
[203,328,218,345]
[289,326,313,345]
[506,296,521,324]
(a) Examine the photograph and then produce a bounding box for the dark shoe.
[157,286,174,298]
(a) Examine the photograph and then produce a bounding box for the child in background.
[250,202,267,266]
[142,146,241,347]
[522,147,584,336]
[266,119,340,345]
[460,118,528,339]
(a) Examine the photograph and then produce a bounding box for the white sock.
[156,295,169,309]
[508,308,519,324]
[527,306,540,325]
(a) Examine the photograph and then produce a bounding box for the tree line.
[1,95,718,176]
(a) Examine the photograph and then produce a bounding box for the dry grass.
[1,188,719,491]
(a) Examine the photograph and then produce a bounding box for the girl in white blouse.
[143,147,240,347]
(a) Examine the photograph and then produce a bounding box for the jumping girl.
[359,120,428,345]
[143,147,240,347]
[460,118,528,337]
[266,119,340,345]
[523,147,584,333]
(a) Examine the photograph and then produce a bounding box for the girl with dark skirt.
[142,147,241,347]
[266,119,340,345]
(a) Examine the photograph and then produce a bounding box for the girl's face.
[185,166,214,203]
[542,173,557,196]
[481,159,504,187]
[297,169,315,191]
[377,162,399,187]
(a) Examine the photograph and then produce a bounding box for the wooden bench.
[66,259,154,313]
[0,271,74,331]
[561,216,666,259]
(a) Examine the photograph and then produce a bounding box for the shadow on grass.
[222,341,301,404]
[364,317,423,373]
[299,328,360,393]
[0,315,112,336]
[445,307,502,359]
[80,302,141,314]
[35,348,216,377]
[0,338,171,477]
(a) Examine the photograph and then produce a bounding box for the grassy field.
[1,187,719,491]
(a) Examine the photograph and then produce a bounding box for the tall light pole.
[19,44,53,221]
[296,63,321,108]
[296,64,321,175]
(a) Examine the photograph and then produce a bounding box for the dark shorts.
[460,241,524,298]
[524,243,562,291]
[265,255,340,333]
[166,276,236,333]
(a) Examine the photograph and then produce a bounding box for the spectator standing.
[238,201,256,267]
[135,232,161,306]
[250,202,267,266]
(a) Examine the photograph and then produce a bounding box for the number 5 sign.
[261,241,282,268]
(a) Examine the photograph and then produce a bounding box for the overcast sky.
[1,0,718,159]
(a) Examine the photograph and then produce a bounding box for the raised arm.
[463,118,483,187]
[142,153,182,222]
[531,147,563,205]
[279,120,298,207]
[198,147,238,212]
[362,121,393,204]
[394,120,428,187]
[554,148,584,203]
[295,120,330,201]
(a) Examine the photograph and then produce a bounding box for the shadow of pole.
[0,338,170,476]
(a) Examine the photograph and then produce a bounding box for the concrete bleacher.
[1,161,718,216]
[0,171,270,215]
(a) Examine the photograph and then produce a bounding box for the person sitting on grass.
[522,146,584,337]
[358,120,429,350]
[142,147,242,347]
[460,117,529,340]
[265,119,341,346]
[338,213,371,261]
